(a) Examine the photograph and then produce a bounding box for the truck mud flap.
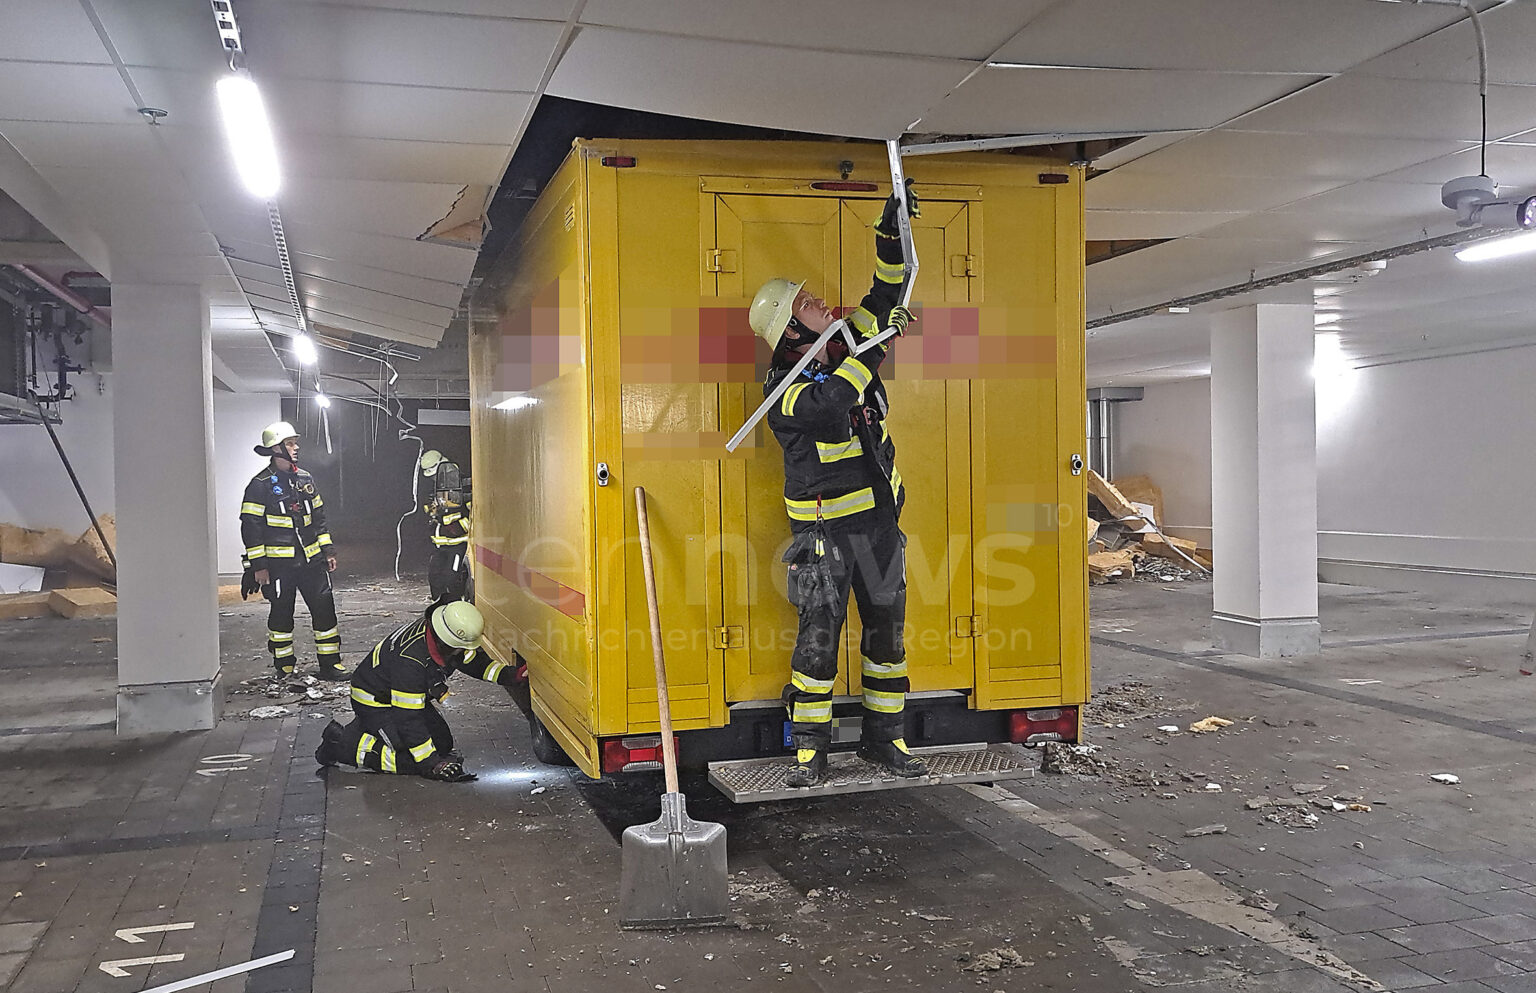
[706,743,1035,804]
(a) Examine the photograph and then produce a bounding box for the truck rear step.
[707,743,1035,803]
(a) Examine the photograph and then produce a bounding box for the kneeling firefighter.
[749,182,926,788]
[315,601,517,782]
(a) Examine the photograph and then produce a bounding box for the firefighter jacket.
[240,464,334,572]
[348,614,517,768]
[764,229,906,531]
[427,499,471,548]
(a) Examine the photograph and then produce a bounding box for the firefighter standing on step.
[239,421,346,680]
[748,182,926,788]
[315,600,518,782]
[419,450,471,602]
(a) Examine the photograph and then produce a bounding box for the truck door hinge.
[706,249,737,273]
[955,615,982,638]
[950,254,978,277]
[712,625,744,650]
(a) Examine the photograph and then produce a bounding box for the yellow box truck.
[469,139,1088,791]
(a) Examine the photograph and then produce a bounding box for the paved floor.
[0,573,1533,992]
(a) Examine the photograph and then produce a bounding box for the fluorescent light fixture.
[1455,229,1536,263]
[315,392,331,408]
[215,72,280,199]
[291,334,318,365]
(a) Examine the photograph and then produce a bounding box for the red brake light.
[810,181,879,192]
[599,735,674,773]
[1009,707,1078,743]
[601,156,636,168]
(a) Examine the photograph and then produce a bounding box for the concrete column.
[1210,303,1320,657]
[113,284,223,731]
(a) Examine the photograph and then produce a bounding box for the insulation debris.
[1084,472,1211,583]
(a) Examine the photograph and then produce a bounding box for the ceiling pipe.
[10,264,110,328]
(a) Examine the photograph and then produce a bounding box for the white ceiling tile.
[1121,130,1468,182]
[578,0,1050,60]
[1085,210,1244,240]
[549,26,974,140]
[1375,140,1536,190]
[989,0,1459,73]
[292,254,469,311]
[229,255,455,326]
[90,0,229,72]
[309,0,573,16]
[282,221,481,287]
[1087,166,1343,214]
[263,78,535,145]
[919,66,1317,135]
[1235,75,1536,142]
[0,121,165,168]
[0,1,113,63]
[237,5,566,91]
[0,63,138,124]
[1353,0,1536,85]
[281,131,511,185]
[279,177,472,241]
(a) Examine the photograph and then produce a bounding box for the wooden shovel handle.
[634,487,679,795]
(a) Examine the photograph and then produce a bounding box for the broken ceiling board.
[48,586,116,619]
[1111,475,1164,528]
[1087,470,1141,521]
[1141,532,1199,562]
[0,592,52,621]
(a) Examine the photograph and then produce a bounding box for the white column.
[1210,303,1320,657]
[113,284,223,731]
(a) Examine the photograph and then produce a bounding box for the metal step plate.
[707,744,1036,803]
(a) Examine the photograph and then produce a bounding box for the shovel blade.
[618,793,729,929]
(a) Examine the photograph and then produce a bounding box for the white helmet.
[748,278,804,350]
[420,450,444,477]
[258,421,299,453]
[430,600,483,650]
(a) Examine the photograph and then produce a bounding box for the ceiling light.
[315,392,331,408]
[1455,229,1536,263]
[215,72,280,199]
[291,334,318,365]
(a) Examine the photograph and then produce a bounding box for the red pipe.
[12,264,109,328]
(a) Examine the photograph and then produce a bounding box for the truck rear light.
[600,735,676,773]
[810,181,879,192]
[1009,706,1078,744]
[600,155,636,168]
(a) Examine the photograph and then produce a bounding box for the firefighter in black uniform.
[315,600,516,782]
[419,450,471,601]
[239,421,345,680]
[748,183,925,788]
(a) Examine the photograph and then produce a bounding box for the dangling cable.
[1458,0,1490,176]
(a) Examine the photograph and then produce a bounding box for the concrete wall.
[213,393,281,575]
[1111,377,1213,546]
[1112,342,1536,597]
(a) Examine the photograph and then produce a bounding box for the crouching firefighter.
[748,182,926,788]
[315,601,518,782]
[419,450,471,602]
[240,421,345,680]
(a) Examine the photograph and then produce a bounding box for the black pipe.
[29,392,116,574]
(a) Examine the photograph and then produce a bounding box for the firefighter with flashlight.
[239,421,345,680]
[419,450,472,602]
[748,182,923,788]
[315,600,518,782]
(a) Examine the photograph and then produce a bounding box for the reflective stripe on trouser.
[781,511,908,750]
[336,702,456,775]
[264,562,339,669]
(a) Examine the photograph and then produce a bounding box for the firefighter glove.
[424,758,477,782]
[875,179,920,239]
[240,567,261,600]
[886,305,914,338]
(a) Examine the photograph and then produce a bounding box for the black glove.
[875,179,921,239]
[885,305,914,338]
[424,758,477,782]
[240,567,260,600]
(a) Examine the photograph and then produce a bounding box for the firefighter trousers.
[428,544,470,602]
[263,563,340,673]
[781,511,908,751]
[333,700,454,775]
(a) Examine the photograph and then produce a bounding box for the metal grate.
[708,744,1036,804]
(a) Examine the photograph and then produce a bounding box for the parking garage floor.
[1,576,1534,993]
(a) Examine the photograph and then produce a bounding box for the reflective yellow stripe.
[889,466,903,503]
[861,658,908,679]
[265,515,294,528]
[244,545,266,558]
[266,546,296,558]
[785,487,875,522]
[833,358,872,395]
[313,495,324,508]
[410,740,437,762]
[882,421,890,443]
[863,688,905,714]
[273,645,294,658]
[313,627,338,640]
[875,257,905,284]
[781,381,811,417]
[302,541,323,559]
[848,307,878,339]
[317,644,341,656]
[268,630,294,642]
[241,502,266,516]
[391,690,426,710]
[792,701,832,723]
[432,535,469,546]
[791,672,835,694]
[357,733,376,766]
[483,661,506,682]
[351,687,388,707]
[317,534,333,546]
[815,437,863,463]
[380,746,397,773]
[442,513,461,524]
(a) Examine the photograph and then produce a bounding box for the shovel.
[618,486,729,929]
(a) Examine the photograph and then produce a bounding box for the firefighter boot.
[317,660,349,683]
[857,738,928,778]
[785,748,827,788]
[314,720,347,767]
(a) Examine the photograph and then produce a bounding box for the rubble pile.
[1085,472,1212,585]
